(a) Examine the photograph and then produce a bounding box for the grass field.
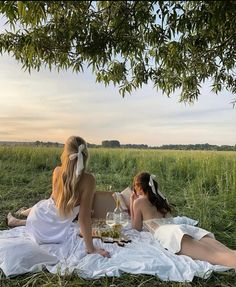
[0,146,235,286]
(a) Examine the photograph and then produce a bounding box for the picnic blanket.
[0,222,231,281]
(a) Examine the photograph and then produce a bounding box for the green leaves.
[17,1,25,17]
[0,1,235,102]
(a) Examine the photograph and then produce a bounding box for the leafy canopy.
[0,1,235,102]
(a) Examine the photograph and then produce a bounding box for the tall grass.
[89,149,236,247]
[0,146,235,286]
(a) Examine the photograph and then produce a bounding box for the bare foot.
[7,212,21,227]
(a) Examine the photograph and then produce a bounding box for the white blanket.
[0,223,231,281]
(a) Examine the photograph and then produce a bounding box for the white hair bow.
[149,174,166,200]
[69,144,85,177]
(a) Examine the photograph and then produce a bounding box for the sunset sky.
[1,53,235,147]
[0,16,235,147]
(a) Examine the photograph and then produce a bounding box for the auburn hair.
[133,172,173,217]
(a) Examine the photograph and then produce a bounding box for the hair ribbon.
[69,144,85,177]
[149,174,166,200]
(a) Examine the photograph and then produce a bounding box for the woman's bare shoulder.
[53,166,61,174]
[83,172,95,180]
[136,197,149,203]
[133,197,147,207]
[81,172,96,186]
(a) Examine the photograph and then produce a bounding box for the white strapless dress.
[143,216,214,254]
[25,198,80,244]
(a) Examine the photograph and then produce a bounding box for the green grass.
[0,146,236,286]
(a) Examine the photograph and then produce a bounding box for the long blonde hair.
[56,136,89,217]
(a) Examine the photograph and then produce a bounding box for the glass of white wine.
[105,212,115,228]
[105,212,123,240]
[119,212,129,228]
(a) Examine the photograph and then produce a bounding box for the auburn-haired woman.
[131,171,236,267]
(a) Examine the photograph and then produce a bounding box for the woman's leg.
[15,207,32,217]
[200,236,233,252]
[179,235,236,267]
[7,212,27,227]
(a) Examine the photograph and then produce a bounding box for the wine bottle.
[113,198,122,229]
[114,198,122,214]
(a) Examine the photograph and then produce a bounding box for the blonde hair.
[56,136,89,217]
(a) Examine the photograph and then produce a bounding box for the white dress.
[25,198,80,244]
[143,216,214,254]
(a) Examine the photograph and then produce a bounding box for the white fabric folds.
[0,217,231,280]
[25,198,80,244]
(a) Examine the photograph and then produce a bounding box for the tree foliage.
[102,140,121,148]
[0,1,235,102]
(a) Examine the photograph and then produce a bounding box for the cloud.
[0,53,235,146]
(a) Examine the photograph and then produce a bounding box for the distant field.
[0,146,235,286]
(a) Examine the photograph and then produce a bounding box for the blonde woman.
[7,136,109,257]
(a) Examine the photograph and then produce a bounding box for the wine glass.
[119,212,129,227]
[106,212,115,228]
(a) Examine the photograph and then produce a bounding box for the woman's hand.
[131,191,139,202]
[88,248,110,258]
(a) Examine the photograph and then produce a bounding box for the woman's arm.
[130,193,143,231]
[78,174,95,253]
[78,174,110,257]
[130,191,137,220]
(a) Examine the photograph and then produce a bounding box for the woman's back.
[136,197,167,221]
[51,167,94,207]
[26,165,83,244]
